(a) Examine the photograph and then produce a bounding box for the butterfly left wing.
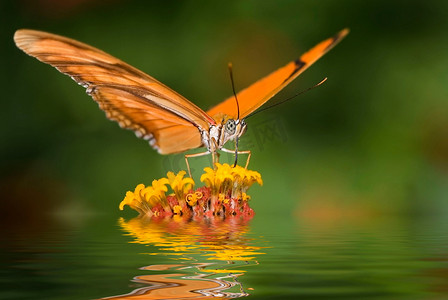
[207,28,349,119]
[14,29,216,154]
[91,86,206,154]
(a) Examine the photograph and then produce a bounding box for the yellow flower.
[215,163,234,193]
[119,178,171,216]
[200,167,217,190]
[150,177,171,211]
[119,184,152,216]
[119,190,137,211]
[218,193,226,203]
[231,166,262,198]
[186,191,202,206]
[173,205,182,215]
[120,163,261,217]
[167,170,194,202]
[141,186,161,207]
[235,167,263,187]
[241,192,251,201]
[151,177,169,197]
[200,163,233,194]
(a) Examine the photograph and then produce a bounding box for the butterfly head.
[223,118,247,142]
[208,114,247,151]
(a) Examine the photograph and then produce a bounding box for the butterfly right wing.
[14,29,216,154]
[207,29,349,119]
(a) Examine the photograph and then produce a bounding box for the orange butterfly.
[14,28,348,176]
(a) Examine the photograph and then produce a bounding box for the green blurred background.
[1,0,448,236]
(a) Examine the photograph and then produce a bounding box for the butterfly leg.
[221,148,252,169]
[185,151,211,178]
[212,151,220,166]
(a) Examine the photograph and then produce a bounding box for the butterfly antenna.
[246,77,328,118]
[228,62,240,167]
[228,63,240,120]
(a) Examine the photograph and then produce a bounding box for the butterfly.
[14,28,348,176]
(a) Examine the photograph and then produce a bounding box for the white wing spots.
[86,86,95,94]
[134,128,144,138]
[134,130,142,138]
[145,134,157,147]
[90,89,160,151]
[78,81,90,89]
[147,134,158,150]
[118,118,131,128]
[133,129,158,150]
[143,133,153,141]
[101,108,131,128]
[128,125,159,150]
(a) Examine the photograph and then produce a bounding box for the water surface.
[2,211,448,299]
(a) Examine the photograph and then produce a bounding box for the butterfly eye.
[225,119,236,134]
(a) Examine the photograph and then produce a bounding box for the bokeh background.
[2,0,448,258]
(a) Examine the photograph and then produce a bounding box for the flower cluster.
[119,163,262,218]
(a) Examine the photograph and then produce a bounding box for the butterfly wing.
[207,28,349,119]
[14,29,216,154]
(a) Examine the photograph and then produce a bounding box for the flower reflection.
[104,216,265,299]
[118,216,265,261]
